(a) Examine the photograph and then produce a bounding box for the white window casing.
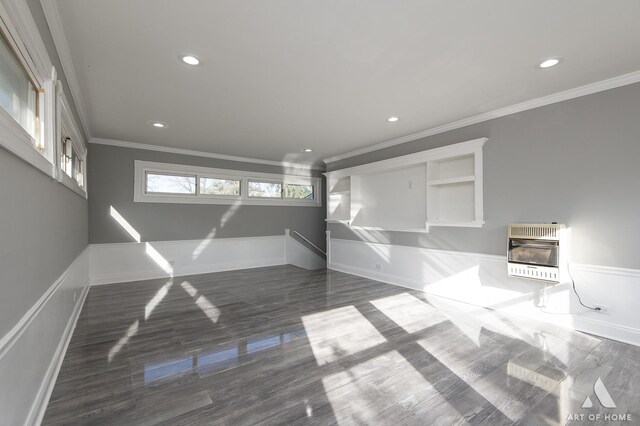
[134,161,322,207]
[0,0,55,176]
[0,0,88,199]
[56,89,87,198]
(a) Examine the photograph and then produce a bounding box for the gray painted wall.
[0,149,88,337]
[0,0,89,337]
[88,144,327,250]
[328,82,640,270]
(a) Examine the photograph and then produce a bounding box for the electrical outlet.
[594,304,609,314]
[375,264,382,270]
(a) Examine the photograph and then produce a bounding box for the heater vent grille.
[508,224,564,240]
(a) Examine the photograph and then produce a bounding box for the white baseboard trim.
[330,261,422,290]
[570,316,640,348]
[329,238,640,347]
[27,285,89,426]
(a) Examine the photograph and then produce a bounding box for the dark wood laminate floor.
[43,266,640,425]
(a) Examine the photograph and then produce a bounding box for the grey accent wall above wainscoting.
[0,149,88,338]
[88,144,327,250]
[327,82,640,270]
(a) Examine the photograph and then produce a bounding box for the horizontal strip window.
[134,161,322,207]
[200,177,241,197]
[285,183,314,200]
[248,180,282,199]
[146,172,196,195]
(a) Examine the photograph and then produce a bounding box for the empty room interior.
[2,1,640,425]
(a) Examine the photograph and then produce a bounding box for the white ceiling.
[53,0,640,165]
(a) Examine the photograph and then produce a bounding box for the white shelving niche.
[325,138,486,233]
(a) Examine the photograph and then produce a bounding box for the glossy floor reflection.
[43,266,640,425]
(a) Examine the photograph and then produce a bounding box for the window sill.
[0,110,54,178]
[58,171,87,199]
[134,194,319,207]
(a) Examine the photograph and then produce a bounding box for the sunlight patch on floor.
[180,281,198,297]
[180,281,221,324]
[370,292,446,334]
[108,320,139,363]
[301,306,386,366]
[321,350,446,424]
[195,295,221,324]
[145,280,173,320]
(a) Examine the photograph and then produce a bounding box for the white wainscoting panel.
[329,238,640,347]
[0,247,90,426]
[90,236,287,285]
[285,234,326,271]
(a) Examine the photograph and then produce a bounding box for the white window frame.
[145,170,197,197]
[0,0,57,177]
[283,182,316,200]
[247,179,283,199]
[56,89,87,198]
[198,174,242,199]
[134,161,322,207]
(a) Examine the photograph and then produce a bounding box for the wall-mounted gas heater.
[507,223,567,282]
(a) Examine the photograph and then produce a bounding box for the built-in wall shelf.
[427,175,475,186]
[325,219,351,224]
[325,138,486,233]
[426,221,485,228]
[351,226,431,233]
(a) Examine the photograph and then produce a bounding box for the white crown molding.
[40,0,92,140]
[324,137,486,179]
[323,70,640,164]
[90,137,325,170]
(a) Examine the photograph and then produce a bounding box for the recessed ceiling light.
[150,121,167,128]
[180,55,201,66]
[539,57,563,69]
[387,116,399,122]
[304,148,313,152]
